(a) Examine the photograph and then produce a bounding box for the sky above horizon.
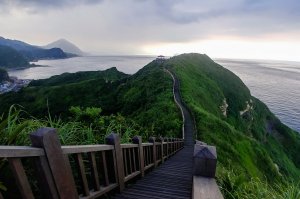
[1,0,300,61]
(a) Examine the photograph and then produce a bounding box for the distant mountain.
[44,39,83,56]
[0,45,29,68]
[0,36,67,61]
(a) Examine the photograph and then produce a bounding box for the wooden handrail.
[0,146,44,157]
[192,140,223,199]
[0,128,184,198]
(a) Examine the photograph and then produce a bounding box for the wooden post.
[149,137,157,168]
[106,133,125,192]
[30,128,78,199]
[33,156,59,199]
[165,138,169,157]
[171,138,174,154]
[8,158,34,199]
[132,136,144,177]
[157,137,164,163]
[193,145,217,177]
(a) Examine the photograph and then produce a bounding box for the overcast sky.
[1,0,300,61]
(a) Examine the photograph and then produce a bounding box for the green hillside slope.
[164,53,300,197]
[0,62,181,137]
[0,45,29,68]
[0,68,9,82]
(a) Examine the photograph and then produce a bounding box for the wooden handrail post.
[132,136,144,177]
[171,138,174,154]
[158,137,164,163]
[193,144,217,177]
[148,137,157,168]
[30,127,78,199]
[106,133,125,192]
[165,138,169,157]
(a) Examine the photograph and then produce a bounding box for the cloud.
[0,0,104,12]
[1,0,300,56]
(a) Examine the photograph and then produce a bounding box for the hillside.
[0,36,67,61]
[0,68,9,82]
[164,54,300,196]
[0,45,29,68]
[0,53,299,197]
[44,39,83,55]
[0,64,181,137]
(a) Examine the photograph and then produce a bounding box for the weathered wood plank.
[123,149,128,176]
[8,158,34,199]
[193,176,223,199]
[124,171,141,182]
[120,144,138,149]
[101,151,109,186]
[88,152,100,191]
[30,127,79,199]
[141,143,153,146]
[128,148,133,174]
[34,156,59,199]
[61,145,114,154]
[76,153,90,196]
[106,133,125,192]
[80,183,118,199]
[132,136,144,177]
[132,148,137,172]
[0,146,44,157]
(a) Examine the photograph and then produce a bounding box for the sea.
[8,56,300,133]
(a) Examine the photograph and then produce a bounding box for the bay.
[8,55,155,79]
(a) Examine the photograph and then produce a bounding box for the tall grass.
[0,105,142,146]
[217,167,300,199]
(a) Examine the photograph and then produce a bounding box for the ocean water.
[8,56,300,132]
[9,55,155,79]
[215,59,300,133]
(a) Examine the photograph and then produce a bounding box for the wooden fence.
[0,127,184,199]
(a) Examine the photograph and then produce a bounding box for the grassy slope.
[0,45,29,68]
[0,62,182,138]
[165,53,300,185]
[0,68,9,82]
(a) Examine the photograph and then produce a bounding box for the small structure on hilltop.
[156,55,166,63]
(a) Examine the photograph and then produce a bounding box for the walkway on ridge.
[112,68,196,199]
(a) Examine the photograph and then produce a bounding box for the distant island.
[0,36,83,69]
[43,38,84,56]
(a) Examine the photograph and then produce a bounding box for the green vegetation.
[0,62,181,138]
[0,45,29,68]
[164,53,300,198]
[0,53,299,198]
[0,68,9,82]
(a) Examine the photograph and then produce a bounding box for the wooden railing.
[0,127,184,199]
[192,140,223,199]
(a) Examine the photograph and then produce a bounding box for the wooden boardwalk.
[113,146,194,199]
[113,69,196,199]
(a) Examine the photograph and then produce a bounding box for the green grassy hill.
[0,45,29,68]
[0,63,181,138]
[0,68,9,83]
[164,53,300,197]
[0,53,299,197]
